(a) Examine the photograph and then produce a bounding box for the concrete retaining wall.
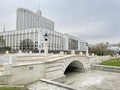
[0,54,112,85]
[91,65,120,73]
[45,56,112,81]
[0,62,46,85]
[45,56,87,81]
[27,79,75,90]
[0,75,10,85]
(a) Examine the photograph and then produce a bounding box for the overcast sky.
[0,0,120,44]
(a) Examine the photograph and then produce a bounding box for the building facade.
[0,8,87,52]
[63,34,86,51]
[16,8,54,30]
[0,27,63,51]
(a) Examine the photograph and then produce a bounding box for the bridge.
[0,52,111,85]
[45,55,91,82]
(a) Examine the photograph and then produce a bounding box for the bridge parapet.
[45,55,95,81]
[0,53,112,85]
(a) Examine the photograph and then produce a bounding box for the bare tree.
[89,43,113,56]
[19,39,34,52]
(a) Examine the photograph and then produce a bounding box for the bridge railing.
[0,63,12,75]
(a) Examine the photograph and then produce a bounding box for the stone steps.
[45,61,65,79]
[46,65,64,73]
[46,58,73,76]
[46,57,91,71]
[16,55,45,62]
[45,56,110,80]
[45,69,63,79]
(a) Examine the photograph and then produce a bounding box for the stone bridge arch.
[45,56,87,82]
[64,60,85,75]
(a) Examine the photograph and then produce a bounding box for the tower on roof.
[3,24,5,32]
[16,8,54,30]
[37,3,42,16]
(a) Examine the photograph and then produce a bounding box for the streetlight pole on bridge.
[86,42,89,56]
[43,33,49,59]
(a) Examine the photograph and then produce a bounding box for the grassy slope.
[100,58,120,67]
[0,87,28,90]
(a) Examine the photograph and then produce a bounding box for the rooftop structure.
[0,8,87,52]
[16,8,54,30]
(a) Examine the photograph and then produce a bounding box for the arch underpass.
[45,56,88,82]
[64,60,85,75]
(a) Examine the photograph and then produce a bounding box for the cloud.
[0,0,120,44]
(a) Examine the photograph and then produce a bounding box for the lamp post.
[38,45,41,54]
[43,33,49,58]
[86,42,89,56]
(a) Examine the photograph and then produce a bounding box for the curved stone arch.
[62,58,85,75]
[45,56,88,82]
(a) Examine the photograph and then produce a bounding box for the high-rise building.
[16,8,54,30]
[0,8,87,52]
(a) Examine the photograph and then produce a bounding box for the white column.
[71,50,75,55]
[19,50,22,53]
[9,55,16,65]
[22,31,23,50]
[9,34,10,47]
[11,33,13,49]
[60,51,64,56]
[6,51,9,54]
[86,45,89,56]
[44,41,48,58]
[39,48,41,53]
[38,31,41,54]
[14,32,16,50]
[79,52,83,56]
[29,51,32,54]
[4,64,11,75]
[34,31,36,48]
[92,53,94,56]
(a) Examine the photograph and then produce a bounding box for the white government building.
[0,8,87,52]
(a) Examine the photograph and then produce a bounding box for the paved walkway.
[64,70,120,90]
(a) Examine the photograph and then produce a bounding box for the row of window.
[17,11,54,30]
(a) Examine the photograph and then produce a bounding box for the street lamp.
[86,42,89,56]
[43,33,49,58]
[86,42,88,47]
[44,33,49,41]
[38,45,41,54]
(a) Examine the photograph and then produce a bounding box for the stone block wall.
[0,62,45,85]
[8,62,45,85]
[91,65,120,73]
